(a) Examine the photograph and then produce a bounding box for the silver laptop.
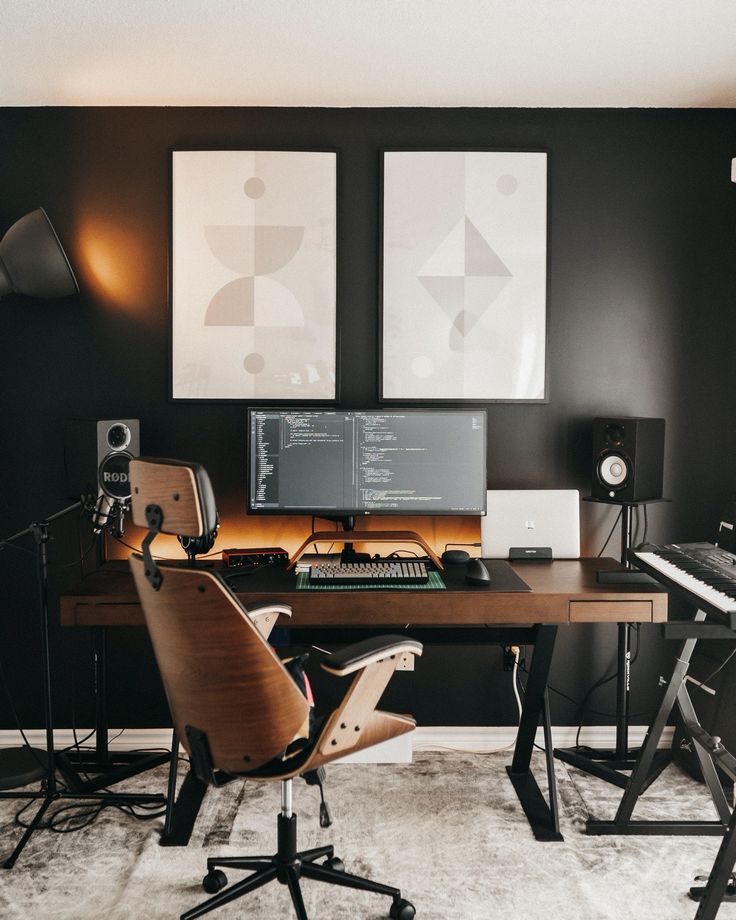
[481,490,581,559]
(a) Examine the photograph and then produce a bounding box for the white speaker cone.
[598,453,629,488]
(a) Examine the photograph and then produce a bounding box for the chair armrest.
[321,635,423,676]
[317,636,422,757]
[244,603,292,640]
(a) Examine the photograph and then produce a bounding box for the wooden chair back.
[129,457,218,537]
[127,457,308,776]
[130,556,310,775]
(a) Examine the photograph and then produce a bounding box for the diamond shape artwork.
[381,151,547,401]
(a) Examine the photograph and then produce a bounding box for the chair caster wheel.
[323,856,344,872]
[390,898,416,920]
[202,869,227,893]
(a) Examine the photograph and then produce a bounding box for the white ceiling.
[3,0,736,108]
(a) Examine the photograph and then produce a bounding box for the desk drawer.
[569,600,652,623]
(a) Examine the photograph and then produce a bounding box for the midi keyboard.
[632,542,736,622]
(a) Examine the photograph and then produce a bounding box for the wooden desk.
[60,557,666,845]
[61,557,666,628]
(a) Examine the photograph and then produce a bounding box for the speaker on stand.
[555,417,671,789]
[591,417,665,503]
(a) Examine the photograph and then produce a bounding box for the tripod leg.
[2,796,52,870]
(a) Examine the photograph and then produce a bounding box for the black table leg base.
[506,767,564,842]
[586,819,726,836]
[160,768,208,847]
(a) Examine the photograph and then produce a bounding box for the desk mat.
[296,571,446,590]
[440,559,531,592]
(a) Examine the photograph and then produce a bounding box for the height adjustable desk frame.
[58,558,666,848]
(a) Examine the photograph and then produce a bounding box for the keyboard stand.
[587,610,732,837]
[288,529,444,571]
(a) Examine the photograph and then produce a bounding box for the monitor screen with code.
[248,408,487,517]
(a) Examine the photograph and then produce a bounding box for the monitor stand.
[288,516,443,570]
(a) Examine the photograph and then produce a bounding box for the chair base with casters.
[181,777,415,920]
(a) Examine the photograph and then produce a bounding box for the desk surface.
[60,558,667,628]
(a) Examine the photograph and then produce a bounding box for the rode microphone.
[91,493,128,538]
[92,440,136,537]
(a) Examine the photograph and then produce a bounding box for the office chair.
[128,457,421,920]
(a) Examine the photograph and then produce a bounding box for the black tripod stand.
[0,501,165,869]
[554,498,671,788]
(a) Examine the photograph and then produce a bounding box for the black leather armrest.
[321,635,423,676]
[244,603,292,619]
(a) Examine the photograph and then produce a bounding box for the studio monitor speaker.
[64,418,140,502]
[591,417,665,503]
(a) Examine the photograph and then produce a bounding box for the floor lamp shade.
[0,208,79,299]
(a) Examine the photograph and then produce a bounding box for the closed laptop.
[481,490,581,559]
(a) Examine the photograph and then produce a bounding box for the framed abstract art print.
[171,149,337,401]
[381,149,548,402]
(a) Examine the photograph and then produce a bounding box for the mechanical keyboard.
[632,542,736,615]
[309,561,429,586]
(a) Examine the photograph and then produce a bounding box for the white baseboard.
[0,725,673,765]
[413,724,674,754]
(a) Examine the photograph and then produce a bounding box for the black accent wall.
[1,107,735,732]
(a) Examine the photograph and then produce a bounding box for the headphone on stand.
[178,512,220,564]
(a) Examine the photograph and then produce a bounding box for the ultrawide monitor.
[248,408,487,517]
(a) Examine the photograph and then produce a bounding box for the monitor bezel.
[246,407,488,517]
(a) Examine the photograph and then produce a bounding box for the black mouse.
[442,549,470,565]
[465,558,491,585]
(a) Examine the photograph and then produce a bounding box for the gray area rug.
[0,752,730,919]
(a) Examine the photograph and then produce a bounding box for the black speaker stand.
[554,498,671,788]
[0,503,165,869]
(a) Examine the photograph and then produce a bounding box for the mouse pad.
[442,559,531,592]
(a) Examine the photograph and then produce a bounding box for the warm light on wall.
[105,512,481,562]
[75,216,150,310]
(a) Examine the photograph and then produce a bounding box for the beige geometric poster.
[171,150,336,400]
[382,151,547,401]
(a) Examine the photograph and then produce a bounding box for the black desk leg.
[95,625,109,764]
[162,730,180,840]
[159,734,208,847]
[507,625,563,842]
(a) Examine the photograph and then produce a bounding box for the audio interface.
[222,547,289,569]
